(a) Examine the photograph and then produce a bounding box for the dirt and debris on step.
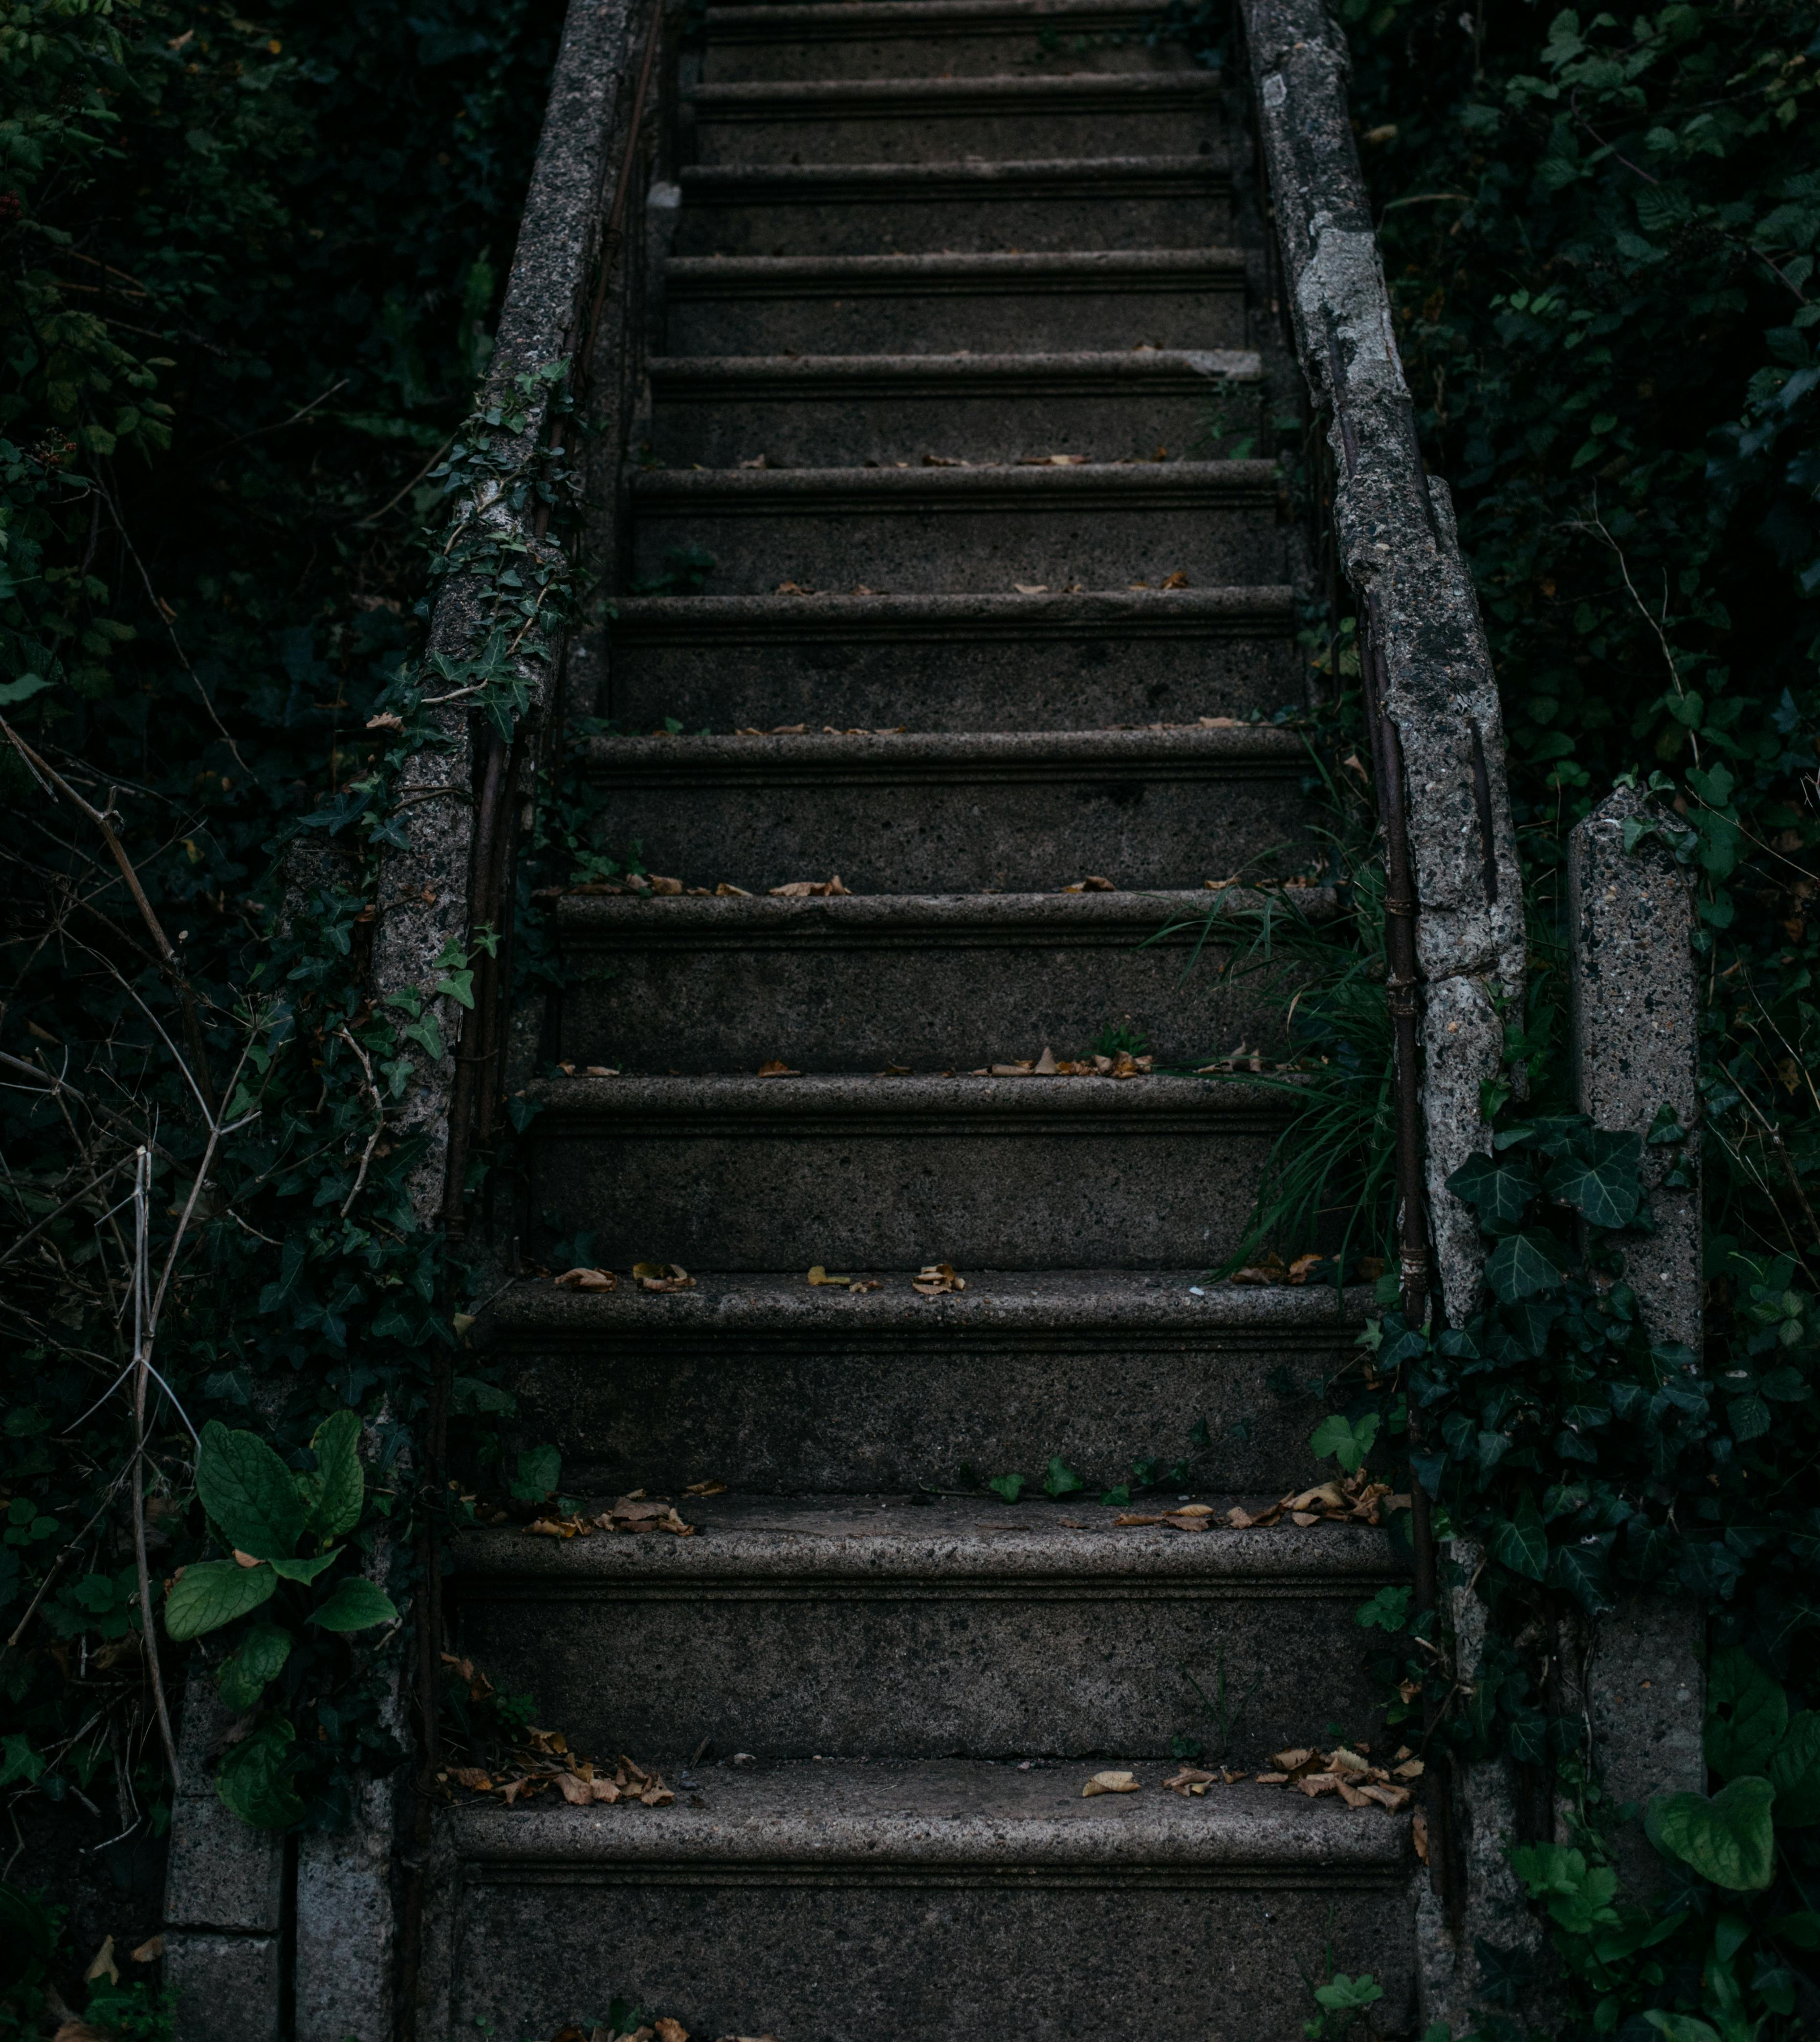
[524,1494,698,1539]
[911,1263,965,1296]
[1253,1742,1418,1812]
[971,1048,1150,1077]
[1060,874,1115,892]
[1219,1469,1410,1531]
[553,1266,616,1291]
[634,1262,696,1292]
[769,875,850,897]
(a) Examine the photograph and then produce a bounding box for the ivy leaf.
[1769,1712,1820,1827]
[1647,1776,1776,1891]
[196,1420,306,1562]
[1042,1456,1085,1499]
[1489,1490,1548,1581]
[215,1719,306,1830]
[309,1576,399,1632]
[218,1623,293,1713]
[1545,1129,1643,1228]
[1310,1412,1379,1474]
[1549,1536,1615,1614]
[1356,1585,1413,1633]
[1728,1395,1771,1443]
[1706,1647,1789,1779]
[509,1443,561,1503]
[1484,1230,1571,1303]
[297,1408,365,1539]
[1447,1150,1539,1232]
[987,1472,1026,1504]
[451,1376,517,1417]
[163,1558,278,1641]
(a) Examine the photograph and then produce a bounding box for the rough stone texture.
[648,349,1262,465]
[483,1269,1363,1493]
[556,886,1324,1069]
[665,248,1247,352]
[529,1071,1284,1268]
[597,586,1303,729]
[295,1774,402,2042]
[163,1933,285,2042]
[422,1764,1412,2042]
[688,73,1226,164]
[631,458,1284,592]
[456,1499,1402,1758]
[1241,0,1525,1326]
[703,0,1195,80]
[1570,789,1705,1895]
[671,157,1230,254]
[577,728,1314,891]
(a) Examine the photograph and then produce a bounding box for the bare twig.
[129,1148,182,1791]
[334,1027,388,1217]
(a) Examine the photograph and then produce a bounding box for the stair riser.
[630,494,1284,593]
[490,1332,1346,1494]
[594,620,1302,730]
[671,184,1228,253]
[447,1874,1414,2042]
[666,278,1246,353]
[577,766,1313,891]
[528,1117,1272,1267]
[457,1574,1393,1759]
[649,382,1261,466]
[559,925,1285,1069]
[693,103,1223,164]
[704,28,1193,80]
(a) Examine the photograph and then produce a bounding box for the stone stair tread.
[678,154,1228,190]
[534,1070,1289,1111]
[484,1265,1362,1335]
[447,1757,1409,1866]
[582,723,1304,766]
[630,458,1270,497]
[707,0,1176,30]
[458,1489,1399,1582]
[666,247,1242,283]
[556,884,1329,930]
[613,584,1290,626]
[651,346,1259,381]
[686,72,1222,106]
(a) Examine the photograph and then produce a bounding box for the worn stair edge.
[481,1269,1366,1343]
[608,586,1293,642]
[650,348,1260,393]
[686,73,1223,111]
[579,726,1307,778]
[554,885,1333,940]
[664,249,1245,296]
[705,0,1184,34]
[530,1071,1292,1129]
[629,459,1273,507]
[676,155,1229,198]
[446,1762,1408,1872]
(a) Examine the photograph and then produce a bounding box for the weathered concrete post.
[1569,787,1706,1879]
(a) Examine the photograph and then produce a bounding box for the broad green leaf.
[1549,1536,1615,1613]
[216,1719,306,1830]
[1648,1776,1776,1890]
[1484,1229,1571,1302]
[218,1623,293,1712]
[1770,1911,1820,1949]
[1705,1646,1788,1779]
[510,1442,561,1503]
[196,1419,306,1561]
[1489,1490,1548,1581]
[297,1408,364,1539]
[164,1559,278,1641]
[1313,1975,1383,2013]
[1545,1129,1644,1229]
[1042,1456,1084,1498]
[1768,1711,1820,1826]
[1643,2016,1720,2042]
[1310,1412,1379,1474]
[1355,1585,1412,1632]
[310,1576,399,1631]
[1447,1150,1538,1232]
[267,1549,341,1585]
[987,1472,1026,1504]
[451,1376,517,1417]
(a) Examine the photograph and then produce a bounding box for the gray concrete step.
[687,72,1225,163]
[526,1071,1287,1269]
[702,0,1196,79]
[478,1269,1363,1496]
[574,727,1316,892]
[628,458,1283,592]
[592,586,1302,731]
[554,886,1326,1071]
[646,349,1263,466]
[452,1497,1404,1759]
[663,248,1248,353]
[670,157,1229,254]
[436,1761,1415,2042]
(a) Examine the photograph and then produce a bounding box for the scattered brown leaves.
[807,1265,880,1291]
[769,875,850,897]
[1223,1469,1409,1530]
[683,1479,728,1497]
[1227,1249,1332,1284]
[553,1267,616,1292]
[972,1049,1151,1078]
[1060,874,1116,891]
[912,1262,965,1295]
[1253,1743,1413,1813]
[525,1495,698,1538]
[1112,1502,1216,1532]
[452,1741,678,1814]
[634,1262,695,1292]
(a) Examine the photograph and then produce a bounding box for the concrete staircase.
[437,4,1418,2035]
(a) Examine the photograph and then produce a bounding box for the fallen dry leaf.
[365,710,404,732]
[633,1262,695,1292]
[655,2022,690,2042]
[554,1266,616,1291]
[1013,582,1049,594]
[648,875,682,895]
[1060,874,1116,892]
[1158,570,1190,588]
[768,875,850,897]
[598,1496,697,1536]
[1393,1758,1425,1780]
[775,582,817,596]
[1336,1778,1372,1809]
[1270,1748,1316,1773]
[129,1936,164,1964]
[715,881,751,896]
[1360,1781,1412,1812]
[84,1939,118,1987]
[1082,1769,1139,1797]
[912,1263,965,1295]
[1163,1767,1215,1797]
[757,1060,800,1077]
[683,1479,728,1497]
[451,1767,493,1790]
[1113,1513,1164,1527]
[584,1065,619,1077]
[808,1265,852,1287]
[1412,1807,1430,1862]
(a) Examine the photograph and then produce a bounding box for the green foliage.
[1649,1778,1778,1892]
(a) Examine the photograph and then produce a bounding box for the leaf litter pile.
[1112,1466,1409,1532]
[522,1493,702,1538]
[1080,1744,1421,1817]
[438,1655,676,1810]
